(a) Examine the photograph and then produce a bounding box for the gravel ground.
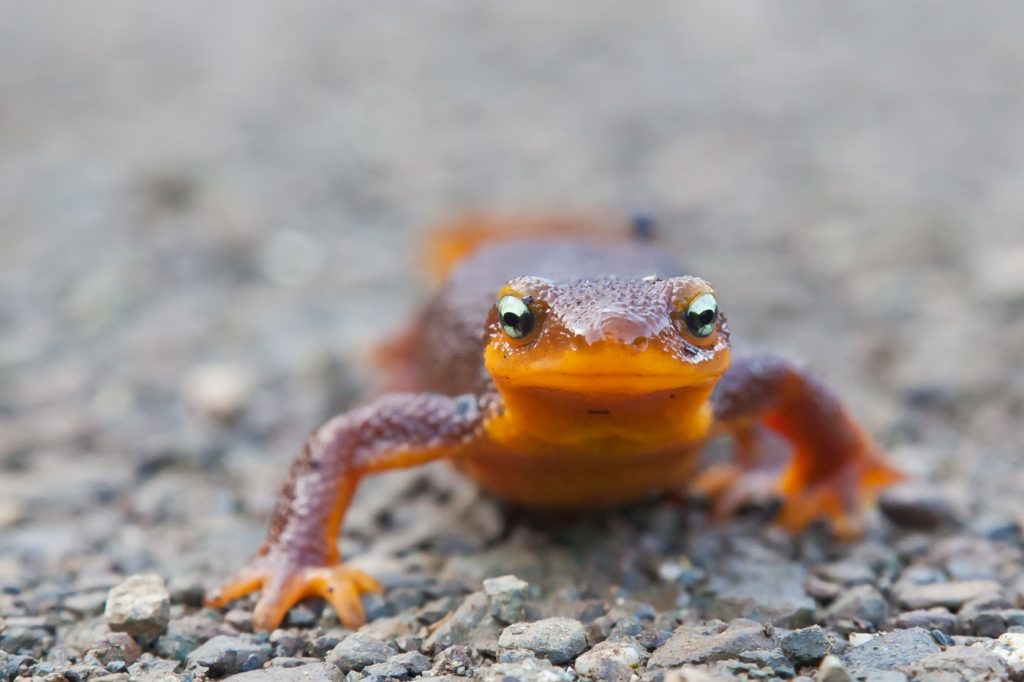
[3,3,1024,681]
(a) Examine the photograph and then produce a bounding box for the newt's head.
[483,275,731,448]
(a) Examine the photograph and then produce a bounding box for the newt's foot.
[693,445,904,540]
[775,448,905,540]
[205,553,382,631]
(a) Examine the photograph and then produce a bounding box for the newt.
[206,216,903,631]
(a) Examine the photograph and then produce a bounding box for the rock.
[186,635,272,677]
[309,633,344,659]
[648,619,775,668]
[578,659,633,681]
[85,632,141,665]
[706,559,815,628]
[975,632,1024,678]
[842,627,940,676]
[477,656,574,682]
[890,608,959,634]
[737,649,796,678]
[482,575,531,625]
[896,580,1004,611]
[498,617,587,665]
[284,605,319,629]
[325,633,392,673]
[361,651,431,679]
[154,613,234,661]
[574,640,642,677]
[424,591,499,654]
[902,646,1009,682]
[104,574,171,639]
[127,657,181,680]
[782,625,832,666]
[222,662,342,681]
[182,363,252,423]
[969,515,1023,543]
[824,585,889,632]
[432,645,475,677]
[816,655,854,682]
[814,560,875,587]
[879,483,959,529]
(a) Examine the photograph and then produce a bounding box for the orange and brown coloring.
[206,217,903,631]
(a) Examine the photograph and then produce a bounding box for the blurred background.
[1,0,1023,612]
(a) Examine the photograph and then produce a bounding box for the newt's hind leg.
[705,355,904,538]
[206,392,485,630]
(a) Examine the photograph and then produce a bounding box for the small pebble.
[482,575,531,625]
[879,482,959,530]
[575,640,642,677]
[104,574,171,639]
[325,633,393,673]
[497,617,587,665]
[824,585,888,632]
[186,635,272,677]
[896,580,1004,611]
[86,632,141,665]
[782,625,832,666]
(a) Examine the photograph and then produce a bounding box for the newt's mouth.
[487,343,731,396]
[506,371,718,394]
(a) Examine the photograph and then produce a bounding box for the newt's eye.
[683,293,718,338]
[498,295,535,339]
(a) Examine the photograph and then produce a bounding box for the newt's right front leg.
[206,392,486,631]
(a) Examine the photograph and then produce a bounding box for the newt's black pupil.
[498,295,534,339]
[684,293,718,338]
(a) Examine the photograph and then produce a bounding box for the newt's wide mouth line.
[505,371,720,393]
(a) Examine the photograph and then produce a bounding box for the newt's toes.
[777,452,905,540]
[304,565,383,629]
[207,557,383,631]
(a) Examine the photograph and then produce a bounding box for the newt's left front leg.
[206,392,486,631]
[704,355,904,538]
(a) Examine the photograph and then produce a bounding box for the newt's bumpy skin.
[207,218,904,630]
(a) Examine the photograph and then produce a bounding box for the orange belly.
[453,442,703,509]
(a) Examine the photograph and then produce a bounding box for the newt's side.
[207,218,903,631]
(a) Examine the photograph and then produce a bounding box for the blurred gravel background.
[2,3,1024,680]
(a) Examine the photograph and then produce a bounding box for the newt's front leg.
[206,392,485,631]
[705,355,904,538]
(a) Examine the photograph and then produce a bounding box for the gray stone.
[223,662,342,681]
[104,574,171,639]
[325,634,393,673]
[424,591,500,654]
[648,619,775,668]
[362,651,430,680]
[825,585,889,632]
[477,656,574,682]
[975,632,1024,678]
[186,635,273,677]
[498,617,587,665]
[842,627,940,675]
[482,574,531,625]
[879,482,959,529]
[85,632,142,665]
[890,608,959,635]
[902,646,1009,682]
[574,640,643,677]
[816,656,855,682]
[737,649,796,678]
[431,645,474,677]
[782,626,832,666]
[896,580,1004,611]
[706,560,815,628]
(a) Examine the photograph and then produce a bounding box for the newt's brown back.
[411,237,680,396]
